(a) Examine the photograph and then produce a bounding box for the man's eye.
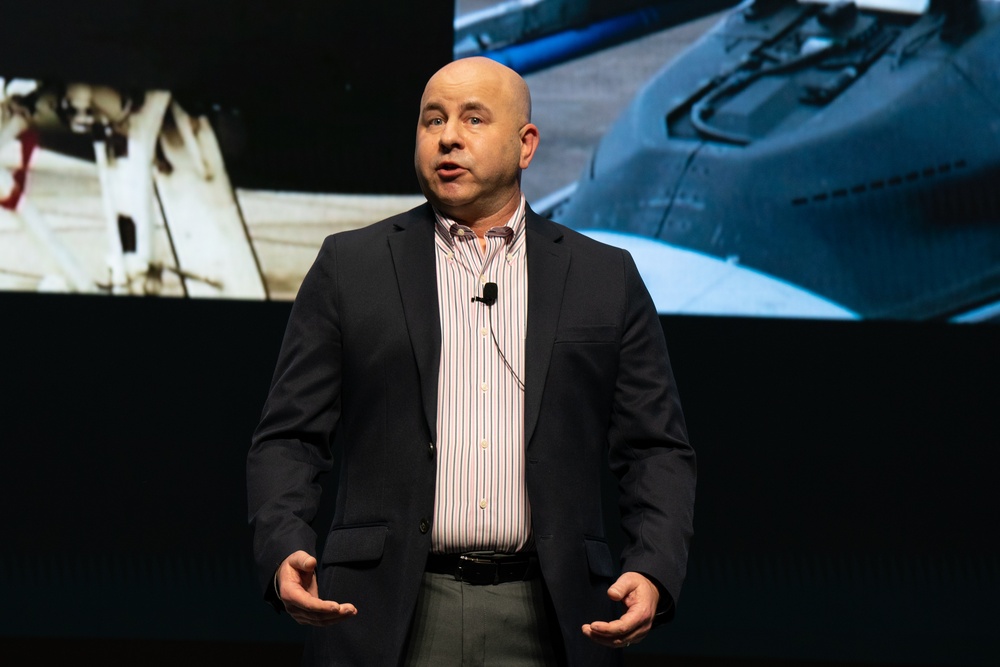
[469,117,481,125]
[429,118,443,126]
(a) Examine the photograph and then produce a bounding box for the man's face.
[414,60,536,223]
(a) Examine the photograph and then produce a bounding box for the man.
[247,57,695,666]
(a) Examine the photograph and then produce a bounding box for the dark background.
[2,291,998,666]
[2,1,999,665]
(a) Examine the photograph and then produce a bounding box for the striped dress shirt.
[430,197,531,554]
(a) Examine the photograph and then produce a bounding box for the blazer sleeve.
[608,249,696,620]
[246,236,343,602]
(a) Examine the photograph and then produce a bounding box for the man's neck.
[446,191,524,239]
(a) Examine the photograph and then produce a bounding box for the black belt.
[425,551,540,585]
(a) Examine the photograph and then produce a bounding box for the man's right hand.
[277,550,358,626]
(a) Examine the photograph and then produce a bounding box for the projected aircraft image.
[541,0,1000,322]
[1,0,997,322]
[0,1,449,299]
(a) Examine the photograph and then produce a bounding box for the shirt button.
[419,518,430,534]
[456,228,466,236]
[480,382,489,392]
[480,439,488,449]
[480,327,488,337]
[479,499,488,510]
[479,274,487,284]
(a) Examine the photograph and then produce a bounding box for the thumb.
[606,573,635,602]
[288,550,317,574]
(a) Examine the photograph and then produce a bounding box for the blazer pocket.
[554,325,618,344]
[584,537,616,579]
[321,524,389,565]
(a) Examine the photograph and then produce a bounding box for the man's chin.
[426,191,476,216]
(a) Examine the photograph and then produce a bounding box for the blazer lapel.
[524,210,570,447]
[387,204,441,442]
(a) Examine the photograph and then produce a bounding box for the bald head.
[421,57,532,128]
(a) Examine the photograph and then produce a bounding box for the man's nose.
[439,120,463,150]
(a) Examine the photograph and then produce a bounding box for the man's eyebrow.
[421,101,447,115]
[420,100,492,115]
[459,101,490,114]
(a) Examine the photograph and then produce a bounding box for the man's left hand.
[581,571,659,649]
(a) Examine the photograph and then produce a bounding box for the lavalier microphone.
[472,282,498,306]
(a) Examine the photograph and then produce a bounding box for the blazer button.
[428,442,436,457]
[419,518,430,534]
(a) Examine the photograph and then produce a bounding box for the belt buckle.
[458,552,500,585]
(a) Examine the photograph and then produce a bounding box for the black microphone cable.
[472,282,524,392]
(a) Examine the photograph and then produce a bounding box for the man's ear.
[519,123,540,169]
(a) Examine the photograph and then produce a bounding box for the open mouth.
[436,162,466,179]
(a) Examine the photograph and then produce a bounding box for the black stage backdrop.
[1,291,998,666]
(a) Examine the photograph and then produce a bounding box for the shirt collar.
[433,195,526,247]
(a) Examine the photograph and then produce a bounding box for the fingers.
[284,594,358,627]
[581,571,660,649]
[582,612,643,649]
[581,622,637,649]
[277,550,359,627]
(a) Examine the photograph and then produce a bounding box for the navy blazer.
[247,203,696,666]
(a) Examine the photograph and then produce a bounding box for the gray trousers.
[402,572,563,667]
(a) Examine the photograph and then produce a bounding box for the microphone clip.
[472,282,498,306]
